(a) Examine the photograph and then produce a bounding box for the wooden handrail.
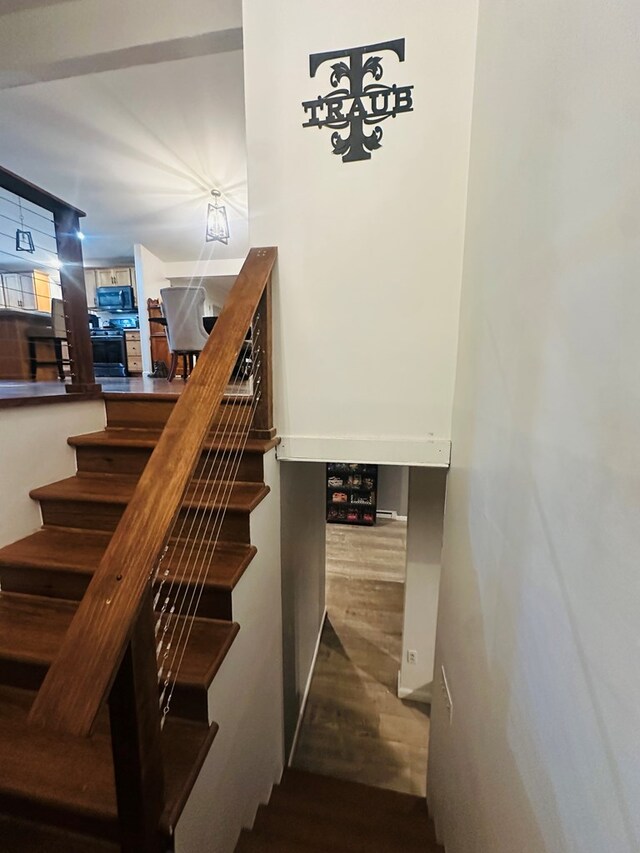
[29,247,277,737]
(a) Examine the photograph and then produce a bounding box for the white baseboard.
[376,510,408,521]
[287,607,328,767]
[397,671,432,705]
[376,509,397,520]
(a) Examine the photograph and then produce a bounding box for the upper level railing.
[28,246,276,851]
[0,166,99,400]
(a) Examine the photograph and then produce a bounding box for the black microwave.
[96,285,135,311]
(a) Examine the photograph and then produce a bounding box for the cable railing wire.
[154,336,260,675]
[152,323,260,626]
[158,351,263,721]
[152,326,261,709]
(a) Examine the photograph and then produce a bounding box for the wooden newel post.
[53,207,101,394]
[108,588,165,853]
[252,275,275,439]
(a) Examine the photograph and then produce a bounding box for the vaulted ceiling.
[0,0,248,264]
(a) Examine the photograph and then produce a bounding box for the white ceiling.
[0,7,248,265]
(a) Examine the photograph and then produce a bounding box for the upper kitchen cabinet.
[1,272,37,310]
[94,267,135,288]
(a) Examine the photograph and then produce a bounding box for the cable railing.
[28,246,277,851]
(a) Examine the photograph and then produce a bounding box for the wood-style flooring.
[292,519,430,797]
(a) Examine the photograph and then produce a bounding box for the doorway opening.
[290,464,440,797]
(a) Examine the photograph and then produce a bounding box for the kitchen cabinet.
[95,268,135,288]
[124,330,143,375]
[33,270,51,313]
[1,273,37,310]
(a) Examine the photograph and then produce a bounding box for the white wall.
[398,468,446,704]
[134,243,169,374]
[377,465,409,517]
[280,462,326,756]
[243,0,478,465]
[0,401,105,547]
[428,2,640,852]
[175,449,284,853]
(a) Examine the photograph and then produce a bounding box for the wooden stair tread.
[31,474,270,513]
[68,428,278,455]
[0,813,120,853]
[281,769,427,816]
[267,785,435,845]
[0,684,217,838]
[0,527,256,592]
[236,828,342,852]
[236,771,442,853]
[0,591,239,692]
[253,807,432,853]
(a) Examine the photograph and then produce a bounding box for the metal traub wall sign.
[301,38,414,163]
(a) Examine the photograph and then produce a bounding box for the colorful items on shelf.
[326,462,378,526]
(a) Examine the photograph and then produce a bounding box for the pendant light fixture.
[205,189,230,244]
[15,197,35,253]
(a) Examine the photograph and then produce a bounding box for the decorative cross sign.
[301,38,414,163]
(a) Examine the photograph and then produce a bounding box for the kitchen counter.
[0,309,53,380]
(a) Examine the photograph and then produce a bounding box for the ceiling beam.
[0,0,242,89]
[0,28,243,91]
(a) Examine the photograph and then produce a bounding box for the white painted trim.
[276,435,451,467]
[287,606,328,767]
[397,670,432,705]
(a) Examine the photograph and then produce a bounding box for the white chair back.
[160,287,209,352]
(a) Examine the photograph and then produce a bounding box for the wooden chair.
[160,286,209,381]
[27,297,69,381]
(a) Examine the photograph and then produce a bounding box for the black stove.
[90,329,126,376]
[90,329,124,337]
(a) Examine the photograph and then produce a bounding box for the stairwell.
[236,769,443,852]
[0,392,283,852]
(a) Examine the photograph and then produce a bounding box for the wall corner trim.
[287,606,328,767]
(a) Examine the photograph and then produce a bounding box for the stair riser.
[39,501,251,542]
[74,445,264,482]
[105,398,254,432]
[0,565,233,620]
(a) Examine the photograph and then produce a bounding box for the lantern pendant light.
[15,197,35,253]
[206,190,230,244]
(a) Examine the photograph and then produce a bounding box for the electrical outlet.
[407,649,418,665]
[440,665,453,724]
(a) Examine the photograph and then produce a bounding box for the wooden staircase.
[0,392,276,851]
[236,769,443,853]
